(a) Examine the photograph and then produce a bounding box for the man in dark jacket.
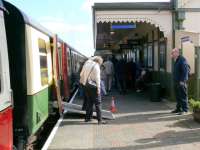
[171,48,189,115]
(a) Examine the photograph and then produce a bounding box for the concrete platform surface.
[47,91,200,150]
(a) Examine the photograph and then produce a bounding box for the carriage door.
[0,5,13,150]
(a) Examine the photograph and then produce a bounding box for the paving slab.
[48,91,200,150]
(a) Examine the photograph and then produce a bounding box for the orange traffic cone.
[110,96,117,113]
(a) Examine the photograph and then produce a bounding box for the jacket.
[173,55,189,82]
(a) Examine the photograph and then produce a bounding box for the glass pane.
[40,55,48,86]
[144,45,148,67]
[159,44,166,69]
[148,44,153,67]
[58,43,62,76]
[38,38,46,53]
[67,48,71,76]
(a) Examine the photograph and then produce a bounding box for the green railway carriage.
[1,1,87,149]
[3,1,54,148]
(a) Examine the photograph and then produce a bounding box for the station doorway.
[95,21,172,96]
[96,21,166,70]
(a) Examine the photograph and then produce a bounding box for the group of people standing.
[115,57,151,93]
[78,55,148,124]
[101,55,150,94]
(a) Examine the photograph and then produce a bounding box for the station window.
[148,44,153,68]
[159,41,166,70]
[38,38,48,86]
[143,45,148,67]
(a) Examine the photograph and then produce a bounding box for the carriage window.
[67,48,71,76]
[38,38,48,86]
[57,42,62,77]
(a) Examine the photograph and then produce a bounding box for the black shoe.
[171,109,181,113]
[85,119,92,122]
[98,120,107,125]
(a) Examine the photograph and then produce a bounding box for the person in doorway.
[111,55,118,89]
[80,56,106,124]
[171,48,189,115]
[116,57,127,94]
[135,69,146,92]
[103,57,114,93]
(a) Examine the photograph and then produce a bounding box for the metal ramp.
[63,102,115,120]
[63,87,115,120]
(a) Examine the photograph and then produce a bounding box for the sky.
[5,0,170,57]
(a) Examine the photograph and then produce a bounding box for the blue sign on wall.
[112,24,136,29]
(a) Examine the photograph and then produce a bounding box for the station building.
[92,0,200,100]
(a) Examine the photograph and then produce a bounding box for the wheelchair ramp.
[63,102,115,120]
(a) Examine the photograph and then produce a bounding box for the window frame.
[159,39,167,71]
[38,38,48,86]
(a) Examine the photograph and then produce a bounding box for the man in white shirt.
[80,56,106,124]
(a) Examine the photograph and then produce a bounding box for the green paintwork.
[151,71,174,100]
[27,87,49,135]
[151,71,197,101]
[188,74,197,99]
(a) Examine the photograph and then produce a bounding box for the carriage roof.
[3,0,54,37]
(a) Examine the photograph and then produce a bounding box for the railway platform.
[43,90,200,150]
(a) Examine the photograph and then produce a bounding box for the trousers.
[84,85,102,121]
[174,82,188,112]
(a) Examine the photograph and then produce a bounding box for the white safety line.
[41,116,63,150]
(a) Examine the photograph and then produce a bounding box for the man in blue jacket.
[171,48,189,115]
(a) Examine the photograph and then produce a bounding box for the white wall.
[183,12,200,33]
[178,0,200,8]
[177,0,200,33]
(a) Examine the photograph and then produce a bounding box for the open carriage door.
[0,4,13,150]
[52,35,63,115]
[62,43,69,99]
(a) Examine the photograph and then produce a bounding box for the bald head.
[171,48,180,60]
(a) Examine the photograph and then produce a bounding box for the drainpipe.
[172,0,177,48]
[170,0,177,101]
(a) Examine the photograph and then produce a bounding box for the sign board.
[181,36,191,43]
[111,24,136,29]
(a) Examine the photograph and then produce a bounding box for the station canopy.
[93,2,172,52]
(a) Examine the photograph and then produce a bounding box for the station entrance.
[92,1,173,96]
[95,20,172,96]
[45,2,200,149]
[96,21,167,70]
